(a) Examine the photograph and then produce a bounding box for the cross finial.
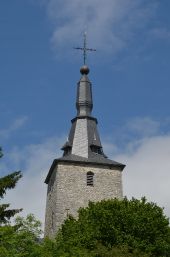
[74,32,96,65]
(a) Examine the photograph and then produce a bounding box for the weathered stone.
[44,162,123,238]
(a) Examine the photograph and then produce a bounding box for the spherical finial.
[80,65,90,75]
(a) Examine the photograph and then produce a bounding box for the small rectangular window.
[87,172,94,186]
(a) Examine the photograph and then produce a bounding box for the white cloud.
[103,117,162,156]
[2,136,64,227]
[44,0,158,58]
[126,117,160,137]
[103,117,170,217]
[115,135,170,218]
[0,116,28,140]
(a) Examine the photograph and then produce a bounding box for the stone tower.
[44,65,125,238]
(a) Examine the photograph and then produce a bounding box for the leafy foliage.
[0,198,169,257]
[0,214,43,257]
[55,197,170,256]
[0,148,22,225]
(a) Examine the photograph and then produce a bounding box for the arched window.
[87,171,94,186]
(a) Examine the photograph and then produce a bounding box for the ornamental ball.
[80,65,90,75]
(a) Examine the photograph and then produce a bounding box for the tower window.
[63,146,71,156]
[90,145,103,155]
[87,171,94,186]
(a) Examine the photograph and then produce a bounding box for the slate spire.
[76,65,93,117]
[58,64,125,171]
[61,65,104,159]
[57,33,125,168]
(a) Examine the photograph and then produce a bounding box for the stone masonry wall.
[44,162,123,238]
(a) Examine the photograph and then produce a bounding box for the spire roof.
[59,65,124,166]
[76,66,93,117]
[45,35,125,184]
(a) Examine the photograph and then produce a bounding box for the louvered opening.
[90,145,103,155]
[87,172,94,186]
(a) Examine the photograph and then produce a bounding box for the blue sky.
[1,0,170,225]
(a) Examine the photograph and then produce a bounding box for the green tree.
[0,214,43,257]
[42,236,150,257]
[0,147,22,225]
[54,197,170,257]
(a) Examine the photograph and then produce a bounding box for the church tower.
[44,40,125,238]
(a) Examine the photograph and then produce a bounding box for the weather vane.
[74,32,96,65]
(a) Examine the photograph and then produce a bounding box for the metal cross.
[74,32,96,65]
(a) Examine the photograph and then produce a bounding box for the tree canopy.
[0,197,170,256]
[0,147,22,225]
[54,197,170,257]
[0,214,43,257]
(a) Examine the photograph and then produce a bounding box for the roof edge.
[44,158,125,184]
